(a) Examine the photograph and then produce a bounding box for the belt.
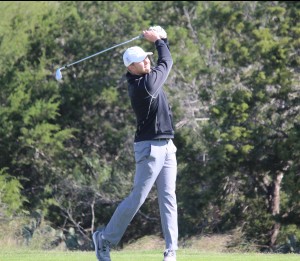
[154,138,170,142]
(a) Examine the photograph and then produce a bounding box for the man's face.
[128,56,151,75]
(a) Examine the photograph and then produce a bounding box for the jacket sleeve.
[144,39,173,96]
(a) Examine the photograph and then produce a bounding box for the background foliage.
[0,1,299,253]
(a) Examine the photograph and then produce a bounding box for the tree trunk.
[269,172,283,249]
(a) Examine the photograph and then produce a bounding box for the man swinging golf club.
[93,26,178,261]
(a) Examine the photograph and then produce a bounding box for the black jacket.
[126,39,174,142]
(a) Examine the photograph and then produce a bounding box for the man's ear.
[127,64,135,74]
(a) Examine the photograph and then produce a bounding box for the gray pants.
[103,139,178,250]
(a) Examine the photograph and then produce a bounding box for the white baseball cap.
[123,46,153,67]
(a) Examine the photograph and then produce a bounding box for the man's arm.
[145,40,173,95]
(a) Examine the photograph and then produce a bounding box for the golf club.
[55,34,143,81]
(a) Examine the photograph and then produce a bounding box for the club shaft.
[61,35,142,70]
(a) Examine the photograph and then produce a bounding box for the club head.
[55,68,62,81]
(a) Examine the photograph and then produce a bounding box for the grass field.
[1,234,298,261]
[0,249,299,261]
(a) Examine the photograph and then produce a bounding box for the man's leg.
[156,139,178,251]
[102,140,167,245]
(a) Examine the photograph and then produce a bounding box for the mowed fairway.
[0,249,299,261]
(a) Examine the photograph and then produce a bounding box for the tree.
[1,1,299,251]
[198,1,299,250]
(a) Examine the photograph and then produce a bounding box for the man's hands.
[142,25,167,43]
[148,26,167,39]
[142,29,161,43]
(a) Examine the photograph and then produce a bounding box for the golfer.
[93,26,178,261]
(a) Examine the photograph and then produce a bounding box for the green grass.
[0,249,299,261]
[0,234,298,261]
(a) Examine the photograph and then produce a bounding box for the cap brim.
[132,52,153,63]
